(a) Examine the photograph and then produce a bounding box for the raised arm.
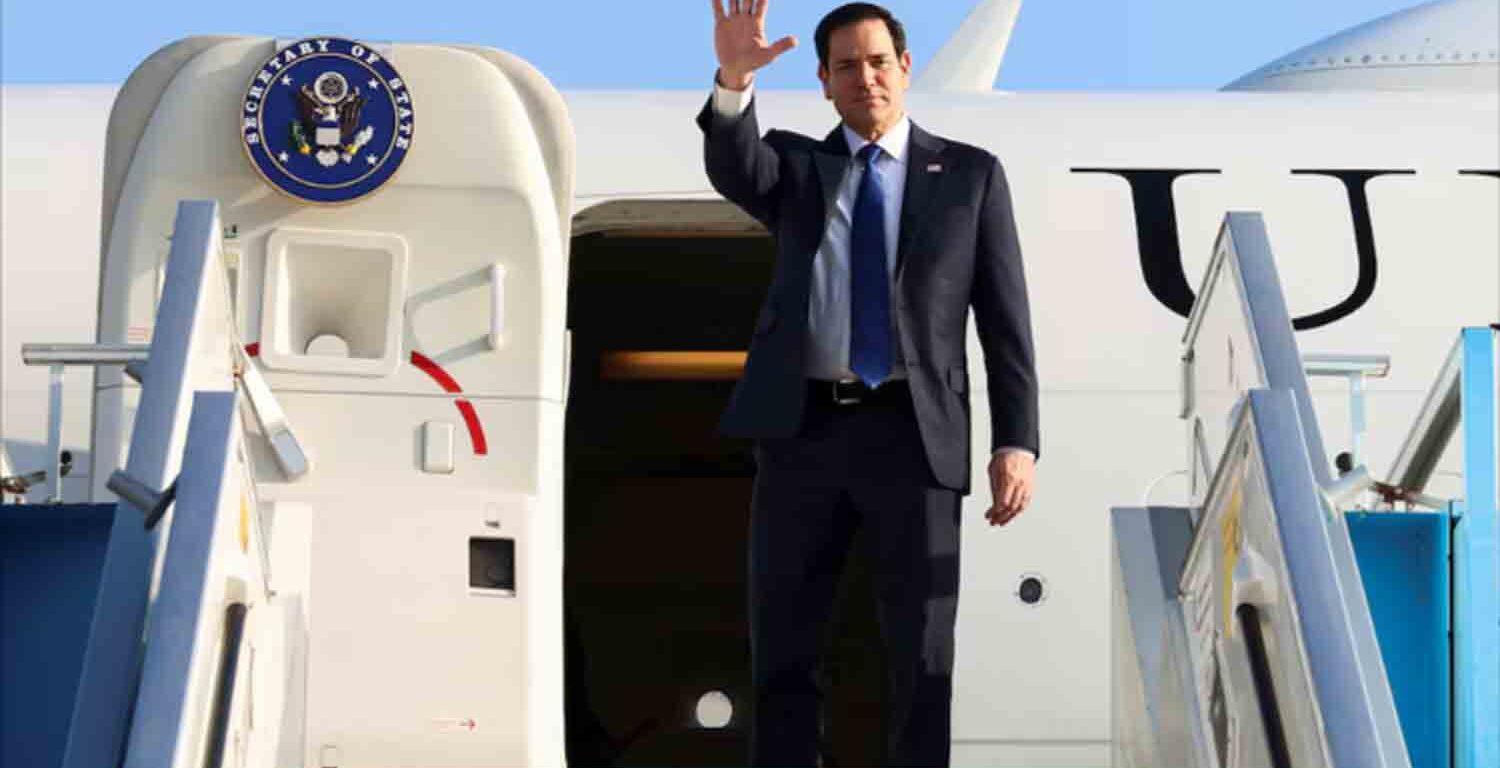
[698,0,798,226]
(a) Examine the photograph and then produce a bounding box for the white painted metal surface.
[913,0,1023,92]
[78,39,571,765]
[1225,0,1499,92]
[1,85,112,503]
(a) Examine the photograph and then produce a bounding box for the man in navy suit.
[699,2,1040,764]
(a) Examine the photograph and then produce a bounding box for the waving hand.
[713,0,797,90]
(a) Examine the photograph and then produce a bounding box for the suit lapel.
[896,124,948,277]
[812,126,850,227]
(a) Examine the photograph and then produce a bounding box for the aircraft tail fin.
[913,0,1022,93]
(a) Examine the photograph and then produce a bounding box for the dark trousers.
[749,384,962,767]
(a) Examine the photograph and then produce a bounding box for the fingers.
[986,502,1021,527]
[727,0,765,17]
[988,496,1019,526]
[770,35,798,56]
[994,487,1028,525]
[986,450,1037,528]
[712,0,727,23]
[1005,474,1025,512]
[986,469,1033,526]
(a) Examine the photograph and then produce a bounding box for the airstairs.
[1112,213,1500,768]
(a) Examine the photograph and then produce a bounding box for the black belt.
[807,378,909,406]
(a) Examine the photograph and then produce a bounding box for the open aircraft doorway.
[563,200,886,766]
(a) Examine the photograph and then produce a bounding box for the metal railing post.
[47,364,64,501]
[20,344,151,503]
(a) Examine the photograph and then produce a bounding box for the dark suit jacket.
[697,97,1039,492]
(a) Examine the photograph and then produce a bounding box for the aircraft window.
[1016,574,1047,606]
[693,690,733,729]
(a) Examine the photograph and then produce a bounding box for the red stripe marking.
[410,351,462,393]
[455,399,489,456]
[411,352,488,456]
[240,345,488,456]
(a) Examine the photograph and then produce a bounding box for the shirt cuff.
[712,78,754,118]
[993,446,1036,461]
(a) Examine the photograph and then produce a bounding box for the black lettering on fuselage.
[1069,167,1435,330]
[1072,168,1219,321]
[1287,169,1413,330]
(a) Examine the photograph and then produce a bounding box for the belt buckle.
[832,380,862,405]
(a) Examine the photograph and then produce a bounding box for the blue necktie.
[850,143,893,387]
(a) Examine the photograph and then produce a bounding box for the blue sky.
[1,0,1419,90]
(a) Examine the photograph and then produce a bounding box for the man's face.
[818,19,912,139]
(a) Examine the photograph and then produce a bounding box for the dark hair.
[814,3,907,68]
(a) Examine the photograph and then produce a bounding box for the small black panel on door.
[470,537,516,594]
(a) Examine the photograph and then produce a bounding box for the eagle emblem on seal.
[294,72,375,167]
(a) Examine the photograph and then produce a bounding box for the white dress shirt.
[712,83,1032,460]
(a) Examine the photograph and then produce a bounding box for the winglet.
[913,0,1023,92]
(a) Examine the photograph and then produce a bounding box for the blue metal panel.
[1346,510,1451,768]
[0,503,120,768]
[1455,328,1499,768]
